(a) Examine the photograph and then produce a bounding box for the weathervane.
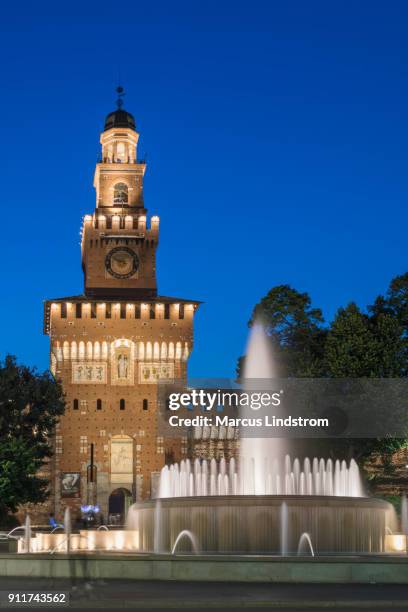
[116,85,125,109]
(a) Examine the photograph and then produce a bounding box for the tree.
[370,312,406,377]
[369,272,408,376]
[0,355,65,520]
[238,285,327,377]
[324,303,378,377]
[371,272,408,328]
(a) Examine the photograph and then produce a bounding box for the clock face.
[105,247,139,279]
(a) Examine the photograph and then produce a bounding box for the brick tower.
[44,89,200,521]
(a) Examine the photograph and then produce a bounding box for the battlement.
[80,214,159,242]
[44,299,200,334]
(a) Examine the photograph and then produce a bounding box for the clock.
[105,247,139,279]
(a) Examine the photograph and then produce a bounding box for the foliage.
[238,285,327,377]
[324,303,378,377]
[0,355,65,516]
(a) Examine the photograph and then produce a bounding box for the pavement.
[1,578,408,610]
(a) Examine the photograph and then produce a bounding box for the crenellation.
[83,213,159,234]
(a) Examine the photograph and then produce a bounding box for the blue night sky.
[0,1,407,378]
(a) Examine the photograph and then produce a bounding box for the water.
[158,455,364,498]
[24,516,31,553]
[171,530,199,555]
[280,502,288,555]
[64,507,71,554]
[401,495,408,535]
[297,532,315,557]
[153,500,163,553]
[239,323,286,494]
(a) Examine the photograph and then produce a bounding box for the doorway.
[108,487,132,525]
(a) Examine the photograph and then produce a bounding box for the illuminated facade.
[43,93,199,520]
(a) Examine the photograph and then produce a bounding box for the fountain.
[280,502,288,556]
[171,530,199,555]
[23,516,31,553]
[401,495,408,535]
[157,455,364,498]
[64,507,71,555]
[127,322,396,555]
[297,533,315,557]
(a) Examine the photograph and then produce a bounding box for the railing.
[97,158,146,165]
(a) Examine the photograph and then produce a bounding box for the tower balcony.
[97,157,147,165]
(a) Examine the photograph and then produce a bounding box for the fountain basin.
[17,530,140,554]
[384,534,407,553]
[129,495,395,554]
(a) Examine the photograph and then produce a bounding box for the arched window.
[73,399,79,410]
[116,142,126,162]
[96,399,102,411]
[120,399,125,410]
[143,399,148,411]
[113,182,128,205]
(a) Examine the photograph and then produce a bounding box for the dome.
[104,109,136,132]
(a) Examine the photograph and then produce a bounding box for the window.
[143,399,148,411]
[106,303,111,319]
[135,304,141,319]
[73,399,79,410]
[56,435,63,454]
[91,303,97,319]
[120,399,125,410]
[75,303,82,318]
[149,305,155,319]
[60,303,67,318]
[120,304,126,319]
[164,304,170,319]
[80,435,87,454]
[96,399,102,411]
[113,182,128,204]
[179,304,185,319]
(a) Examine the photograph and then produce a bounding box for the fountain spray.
[24,515,31,553]
[64,507,71,554]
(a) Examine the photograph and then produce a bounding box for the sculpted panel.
[72,362,107,384]
[139,362,174,384]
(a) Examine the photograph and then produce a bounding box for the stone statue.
[117,353,128,379]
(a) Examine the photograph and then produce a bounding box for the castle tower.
[44,90,200,520]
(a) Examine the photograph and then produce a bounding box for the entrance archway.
[108,488,132,525]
